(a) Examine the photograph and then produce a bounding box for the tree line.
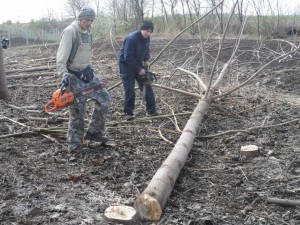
[1,0,300,42]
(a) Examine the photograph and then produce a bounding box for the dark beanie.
[78,6,96,20]
[140,20,154,32]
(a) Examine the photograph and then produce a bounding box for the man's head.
[78,6,96,30]
[140,20,154,38]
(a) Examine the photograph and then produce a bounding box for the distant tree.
[65,0,91,19]
[91,0,101,16]
[0,46,9,100]
[3,20,13,25]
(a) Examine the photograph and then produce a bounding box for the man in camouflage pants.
[56,6,113,153]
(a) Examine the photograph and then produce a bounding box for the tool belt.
[68,65,94,83]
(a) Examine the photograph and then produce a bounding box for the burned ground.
[1,38,300,225]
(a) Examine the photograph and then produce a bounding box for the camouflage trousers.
[67,75,111,150]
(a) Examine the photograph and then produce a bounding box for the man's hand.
[138,68,146,76]
[61,74,70,87]
[144,61,150,69]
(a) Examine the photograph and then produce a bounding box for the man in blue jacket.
[119,20,159,120]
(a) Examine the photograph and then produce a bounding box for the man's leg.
[86,88,110,138]
[121,73,136,116]
[137,81,156,114]
[67,99,86,151]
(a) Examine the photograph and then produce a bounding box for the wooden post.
[0,46,9,99]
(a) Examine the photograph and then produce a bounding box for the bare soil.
[1,38,300,225]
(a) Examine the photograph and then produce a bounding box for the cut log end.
[103,205,137,224]
[134,193,162,221]
[240,145,258,158]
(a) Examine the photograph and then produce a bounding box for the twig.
[150,0,225,66]
[0,115,29,127]
[40,133,61,144]
[238,166,249,181]
[158,129,175,145]
[152,84,201,99]
[175,67,207,91]
[5,103,37,110]
[0,131,34,138]
[199,118,300,138]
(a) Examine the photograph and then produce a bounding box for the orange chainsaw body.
[44,88,74,112]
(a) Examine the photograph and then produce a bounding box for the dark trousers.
[121,72,156,115]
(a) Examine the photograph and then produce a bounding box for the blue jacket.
[119,30,150,74]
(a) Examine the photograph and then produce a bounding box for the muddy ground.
[1,38,300,225]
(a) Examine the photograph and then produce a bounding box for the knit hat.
[140,20,154,32]
[78,6,96,20]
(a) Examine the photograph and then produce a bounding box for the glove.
[146,71,157,83]
[61,74,70,87]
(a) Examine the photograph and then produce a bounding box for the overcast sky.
[1,0,300,24]
[0,0,67,23]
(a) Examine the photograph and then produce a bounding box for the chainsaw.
[44,83,106,112]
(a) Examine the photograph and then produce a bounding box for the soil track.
[1,38,300,225]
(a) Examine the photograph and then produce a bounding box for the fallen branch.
[152,84,201,99]
[175,67,207,91]
[0,115,29,127]
[199,118,300,138]
[5,65,56,74]
[8,83,57,88]
[6,72,57,80]
[266,197,300,207]
[5,103,37,110]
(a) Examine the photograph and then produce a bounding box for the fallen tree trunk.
[134,98,210,220]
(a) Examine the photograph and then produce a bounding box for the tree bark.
[134,99,210,221]
[0,46,9,99]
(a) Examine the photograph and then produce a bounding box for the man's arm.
[56,28,74,77]
[124,37,142,74]
[143,38,151,68]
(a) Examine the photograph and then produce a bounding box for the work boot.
[68,145,93,154]
[85,132,115,146]
[147,111,160,116]
[124,113,135,121]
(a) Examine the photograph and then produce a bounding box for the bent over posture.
[57,6,112,153]
[119,20,159,120]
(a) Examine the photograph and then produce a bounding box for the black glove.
[137,71,157,86]
[146,71,157,83]
[61,74,70,87]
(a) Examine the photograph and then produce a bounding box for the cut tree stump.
[103,205,137,224]
[240,145,258,158]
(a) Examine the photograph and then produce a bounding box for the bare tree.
[180,0,187,28]
[0,47,9,100]
[162,0,178,17]
[185,0,196,33]
[160,0,170,28]
[209,0,225,33]
[252,0,262,36]
[65,0,91,19]
[132,0,145,27]
[235,0,246,34]
[91,0,101,16]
